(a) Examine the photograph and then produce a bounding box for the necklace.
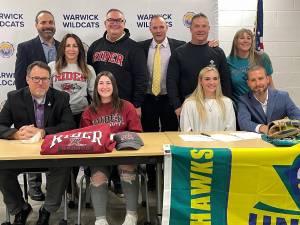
[206,99,214,112]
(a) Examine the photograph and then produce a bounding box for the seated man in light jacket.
[237,65,300,134]
[0,61,75,225]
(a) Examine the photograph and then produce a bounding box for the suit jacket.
[139,37,185,57]
[237,88,300,132]
[0,87,76,139]
[14,36,60,89]
[138,37,185,94]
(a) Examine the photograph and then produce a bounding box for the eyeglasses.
[106,18,125,24]
[29,76,50,83]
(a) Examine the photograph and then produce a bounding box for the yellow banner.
[228,145,300,225]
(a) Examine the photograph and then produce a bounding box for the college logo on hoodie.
[92,51,124,66]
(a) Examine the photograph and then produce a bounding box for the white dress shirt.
[146,38,171,95]
[254,89,269,133]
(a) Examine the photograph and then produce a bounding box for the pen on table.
[200,132,211,137]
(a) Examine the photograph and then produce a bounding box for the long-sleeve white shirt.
[180,97,236,132]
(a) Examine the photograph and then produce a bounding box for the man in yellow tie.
[139,16,186,131]
[151,43,161,96]
[139,15,185,133]
[139,15,185,189]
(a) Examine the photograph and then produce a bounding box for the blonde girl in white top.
[180,66,236,132]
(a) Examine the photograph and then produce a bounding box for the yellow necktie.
[152,44,161,96]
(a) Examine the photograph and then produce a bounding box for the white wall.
[218,0,300,106]
[0,0,217,103]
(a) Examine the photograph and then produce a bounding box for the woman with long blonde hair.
[180,66,236,132]
[227,28,274,103]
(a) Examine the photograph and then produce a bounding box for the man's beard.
[39,29,55,39]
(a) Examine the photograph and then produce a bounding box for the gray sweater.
[49,62,96,114]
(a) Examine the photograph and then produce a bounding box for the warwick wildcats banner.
[162,145,300,225]
[0,0,218,103]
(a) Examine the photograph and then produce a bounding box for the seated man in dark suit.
[14,10,60,201]
[237,65,300,133]
[0,61,76,225]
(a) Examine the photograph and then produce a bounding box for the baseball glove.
[267,118,300,139]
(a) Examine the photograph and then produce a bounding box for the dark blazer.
[14,36,60,89]
[139,37,185,57]
[0,87,76,139]
[237,88,300,132]
[139,37,185,94]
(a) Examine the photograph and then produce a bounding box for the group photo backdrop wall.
[0,0,218,103]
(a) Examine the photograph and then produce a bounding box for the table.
[165,131,274,148]
[0,133,169,169]
[0,131,284,225]
[162,132,300,225]
[0,132,171,225]
[1,132,274,171]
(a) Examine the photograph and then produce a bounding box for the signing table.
[0,132,169,168]
[0,133,169,225]
[162,132,300,225]
[1,132,298,225]
[165,131,274,148]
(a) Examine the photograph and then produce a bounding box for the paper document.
[179,134,214,142]
[179,132,262,142]
[210,134,242,142]
[21,132,42,144]
[229,132,262,140]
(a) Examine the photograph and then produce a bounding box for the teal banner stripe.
[169,145,191,225]
[210,148,231,225]
[169,145,231,225]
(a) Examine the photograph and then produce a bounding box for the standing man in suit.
[237,65,300,133]
[139,16,185,133]
[15,10,59,89]
[139,16,185,189]
[0,61,75,225]
[167,13,232,118]
[14,10,59,200]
